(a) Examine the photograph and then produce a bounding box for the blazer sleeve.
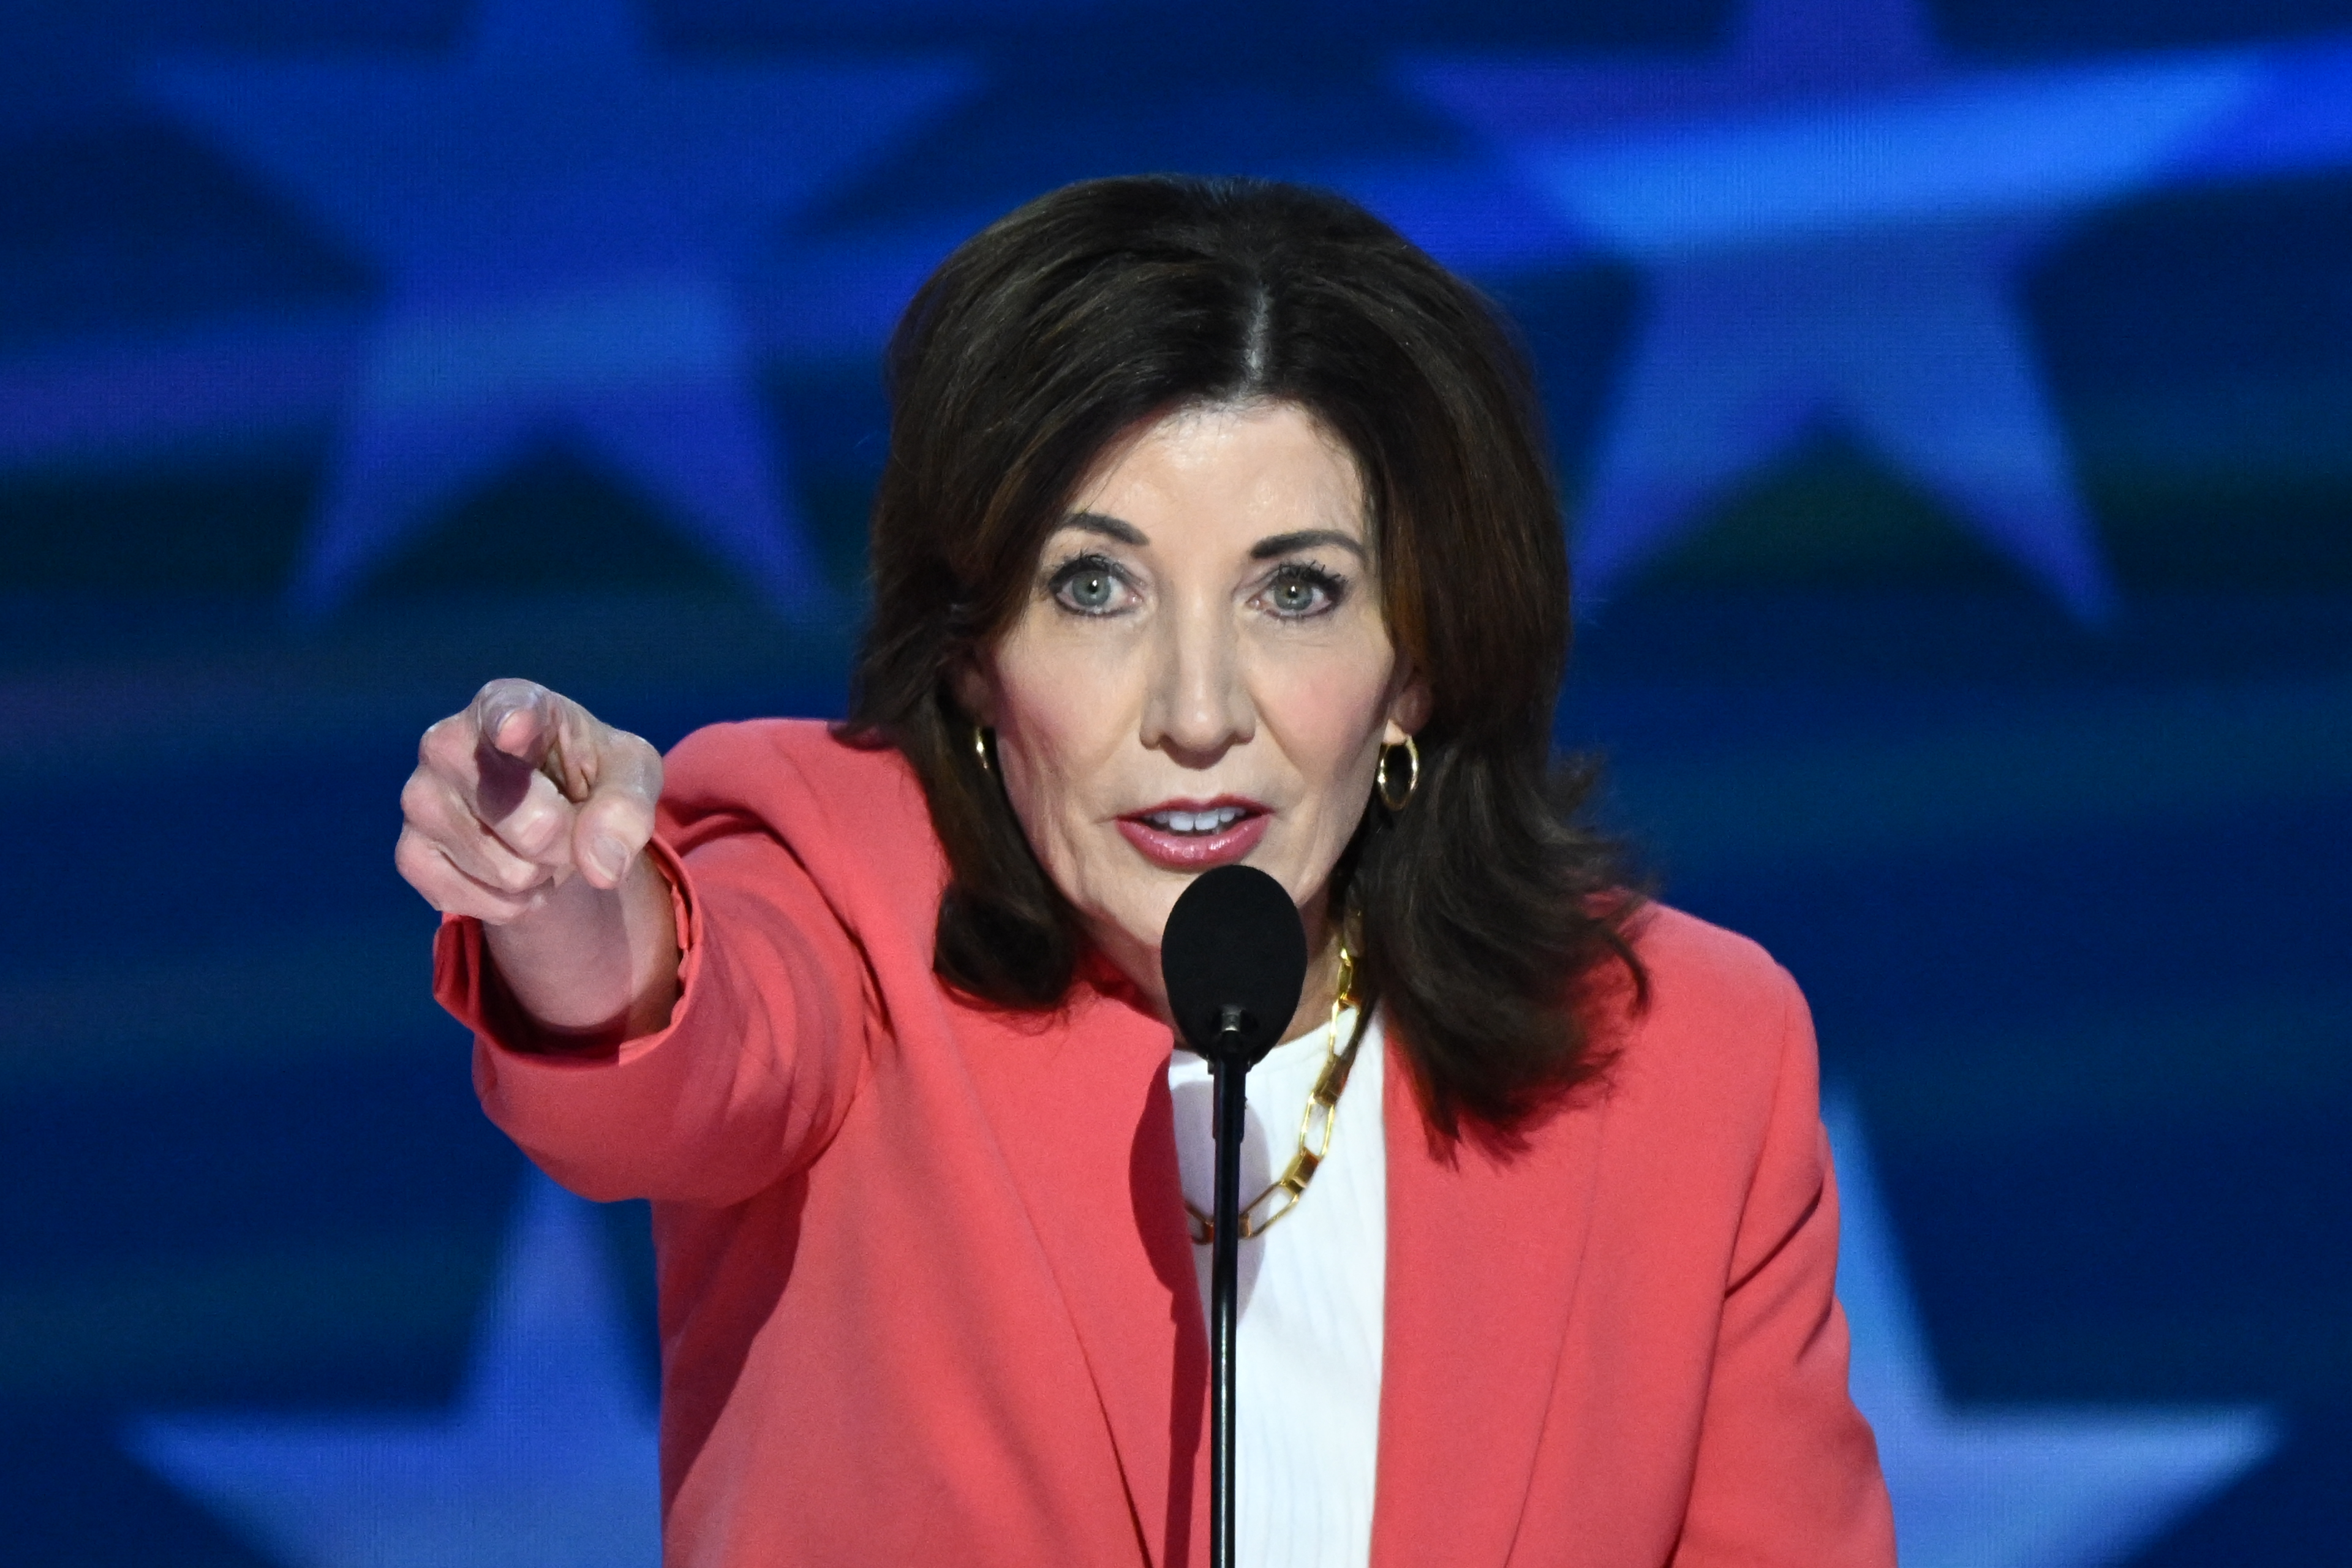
[1672,970,1898,1566]
[434,809,875,1209]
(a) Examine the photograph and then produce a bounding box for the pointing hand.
[396,679,664,924]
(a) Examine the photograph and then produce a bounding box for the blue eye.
[1048,555,1128,615]
[1261,564,1344,618]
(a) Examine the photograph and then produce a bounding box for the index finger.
[472,678,555,762]
[469,679,568,821]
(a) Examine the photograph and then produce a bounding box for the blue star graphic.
[127,1172,660,1568]
[145,0,973,619]
[1826,1096,2280,1568]
[1403,0,2352,620]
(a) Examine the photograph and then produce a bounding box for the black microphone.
[1160,864,1307,1568]
[1162,863,1308,1065]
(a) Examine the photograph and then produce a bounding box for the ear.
[1382,665,1432,745]
[949,654,997,729]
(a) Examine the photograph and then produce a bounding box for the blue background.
[2,0,2346,1562]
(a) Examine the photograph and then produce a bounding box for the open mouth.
[1137,804,1248,835]
[1117,797,1270,870]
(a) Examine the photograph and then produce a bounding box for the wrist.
[478,850,678,1035]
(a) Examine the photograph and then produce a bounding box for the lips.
[1116,796,1270,871]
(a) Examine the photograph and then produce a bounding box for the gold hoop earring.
[1376,734,1419,812]
[971,724,992,774]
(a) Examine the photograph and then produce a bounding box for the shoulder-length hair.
[843,174,1642,1146]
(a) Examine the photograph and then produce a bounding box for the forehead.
[1063,401,1367,539]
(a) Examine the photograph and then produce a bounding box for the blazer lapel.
[1370,1036,1613,1568]
[964,983,1206,1568]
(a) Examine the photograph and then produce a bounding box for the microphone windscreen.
[1159,864,1309,1062]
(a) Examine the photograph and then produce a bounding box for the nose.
[1138,592,1254,764]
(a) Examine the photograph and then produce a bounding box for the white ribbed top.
[1166,1008,1385,1568]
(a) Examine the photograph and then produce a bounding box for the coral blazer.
[435,720,1894,1567]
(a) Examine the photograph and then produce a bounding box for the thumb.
[569,726,664,889]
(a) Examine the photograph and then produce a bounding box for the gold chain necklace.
[1183,945,1362,1246]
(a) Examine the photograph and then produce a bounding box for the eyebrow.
[1058,511,1150,546]
[1250,529,1367,561]
[1052,514,1368,562]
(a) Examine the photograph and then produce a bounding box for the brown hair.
[843,175,1643,1145]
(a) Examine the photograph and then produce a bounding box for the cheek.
[989,639,1134,873]
[1257,652,1395,804]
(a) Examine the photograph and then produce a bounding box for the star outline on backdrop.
[144,0,976,621]
[1826,1094,2279,1568]
[127,1171,661,1568]
[1394,0,2352,622]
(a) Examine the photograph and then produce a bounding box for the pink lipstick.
[1117,796,1269,871]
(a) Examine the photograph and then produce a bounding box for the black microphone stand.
[1207,1005,1249,1568]
[1159,864,1303,1568]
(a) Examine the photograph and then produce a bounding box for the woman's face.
[960,400,1428,1026]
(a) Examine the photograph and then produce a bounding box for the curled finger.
[396,825,538,924]
[404,769,562,894]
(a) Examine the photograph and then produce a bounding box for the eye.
[1257,562,1346,619]
[1047,554,1134,616]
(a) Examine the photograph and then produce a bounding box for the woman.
[399,176,1894,1567]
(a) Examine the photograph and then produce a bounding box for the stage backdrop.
[4,1,2347,1563]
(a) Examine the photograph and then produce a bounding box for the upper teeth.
[1148,806,1243,834]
